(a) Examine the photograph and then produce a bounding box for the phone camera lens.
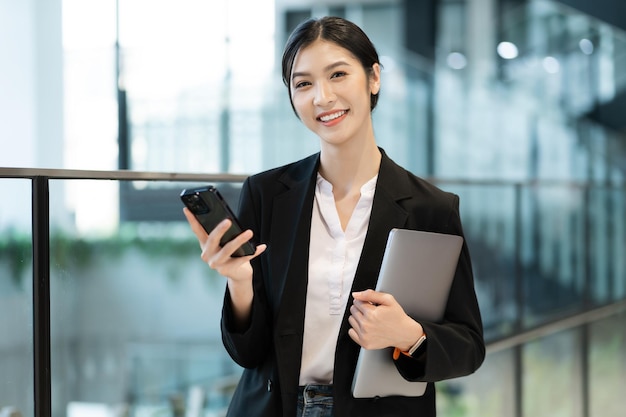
[186,193,209,214]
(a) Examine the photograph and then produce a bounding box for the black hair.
[281,16,381,115]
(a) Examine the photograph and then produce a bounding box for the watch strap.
[392,333,427,360]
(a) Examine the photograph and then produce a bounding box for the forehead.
[291,39,359,73]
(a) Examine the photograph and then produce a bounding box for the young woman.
[184,16,485,417]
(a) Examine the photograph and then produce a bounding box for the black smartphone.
[180,185,256,257]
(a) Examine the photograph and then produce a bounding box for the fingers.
[199,220,233,260]
[204,242,265,283]
[348,327,361,345]
[183,207,266,276]
[183,207,233,251]
[253,244,268,260]
[183,207,209,242]
[220,227,254,255]
[183,207,250,256]
[349,310,379,350]
[352,289,395,306]
[202,225,254,265]
[349,290,408,350]
[348,298,377,348]
[350,298,376,316]
[348,314,366,347]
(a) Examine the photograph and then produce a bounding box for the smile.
[317,110,348,122]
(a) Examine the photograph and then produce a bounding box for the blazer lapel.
[270,154,319,324]
[351,151,413,294]
[269,154,319,400]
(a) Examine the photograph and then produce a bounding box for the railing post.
[32,176,51,417]
[581,323,590,417]
[581,186,592,417]
[513,183,523,417]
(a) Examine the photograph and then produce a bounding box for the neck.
[319,140,381,196]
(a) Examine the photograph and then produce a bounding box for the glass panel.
[50,179,241,417]
[445,184,520,340]
[0,179,34,417]
[609,188,625,301]
[437,348,516,417]
[588,187,611,305]
[498,0,626,112]
[119,0,277,174]
[436,0,626,183]
[521,185,586,327]
[62,0,118,171]
[522,329,583,417]
[589,310,626,417]
[364,3,430,175]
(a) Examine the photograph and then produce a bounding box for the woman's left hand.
[348,289,424,351]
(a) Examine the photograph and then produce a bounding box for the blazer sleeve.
[220,178,273,369]
[394,194,486,382]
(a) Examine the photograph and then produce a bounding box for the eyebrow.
[291,61,352,81]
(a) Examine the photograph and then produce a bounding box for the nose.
[313,81,335,106]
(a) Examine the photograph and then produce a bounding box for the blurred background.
[0,0,625,416]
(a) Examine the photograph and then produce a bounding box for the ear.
[369,63,381,95]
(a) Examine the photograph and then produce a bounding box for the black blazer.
[221,150,485,417]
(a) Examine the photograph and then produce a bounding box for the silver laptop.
[351,228,464,398]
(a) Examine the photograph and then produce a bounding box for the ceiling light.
[446,52,467,70]
[497,41,519,59]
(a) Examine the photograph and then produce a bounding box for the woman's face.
[289,39,380,148]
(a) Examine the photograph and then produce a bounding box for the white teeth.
[319,111,346,122]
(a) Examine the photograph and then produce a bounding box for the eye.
[331,71,347,79]
[293,80,311,89]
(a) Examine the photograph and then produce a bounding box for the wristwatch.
[407,333,427,355]
[393,332,427,360]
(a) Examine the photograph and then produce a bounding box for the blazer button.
[267,379,273,392]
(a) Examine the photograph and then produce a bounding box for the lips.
[317,110,348,124]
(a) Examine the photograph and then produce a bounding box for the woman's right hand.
[183,207,267,283]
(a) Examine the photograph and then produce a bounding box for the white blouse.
[299,173,377,385]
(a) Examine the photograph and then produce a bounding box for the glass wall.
[438,309,626,417]
[435,0,626,182]
[61,0,118,171]
[522,329,584,417]
[0,179,34,417]
[47,179,239,416]
[589,310,626,417]
[61,0,433,177]
[450,181,626,339]
[436,347,517,417]
[60,0,626,214]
